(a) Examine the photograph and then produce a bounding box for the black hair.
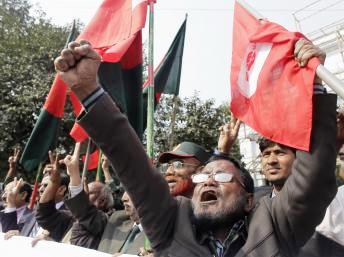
[207,155,254,194]
[19,182,33,203]
[60,173,70,196]
[258,137,296,155]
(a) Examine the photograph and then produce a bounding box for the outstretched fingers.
[48,150,55,165]
[14,147,21,159]
[13,178,23,195]
[73,142,81,159]
[233,119,242,135]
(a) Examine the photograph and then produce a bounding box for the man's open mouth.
[166,177,178,186]
[200,189,218,203]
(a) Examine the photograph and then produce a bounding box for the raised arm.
[62,142,107,238]
[3,147,20,186]
[36,151,74,242]
[271,40,338,253]
[216,114,241,155]
[54,41,178,250]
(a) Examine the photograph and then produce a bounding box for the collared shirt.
[69,184,83,198]
[55,201,64,210]
[199,220,247,257]
[4,205,27,223]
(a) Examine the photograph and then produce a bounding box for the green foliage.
[0,0,76,181]
[153,93,241,160]
[0,0,240,183]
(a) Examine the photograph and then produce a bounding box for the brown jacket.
[98,210,147,254]
[78,93,337,257]
[36,201,74,241]
[64,190,108,249]
[66,190,147,254]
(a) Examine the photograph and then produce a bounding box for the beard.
[166,176,195,197]
[192,192,247,232]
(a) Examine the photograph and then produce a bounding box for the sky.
[29,0,344,105]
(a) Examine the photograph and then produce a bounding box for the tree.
[0,0,77,181]
[153,92,241,160]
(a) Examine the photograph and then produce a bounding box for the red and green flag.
[70,0,148,143]
[20,23,77,172]
[142,17,187,127]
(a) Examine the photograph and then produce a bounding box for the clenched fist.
[54,40,101,100]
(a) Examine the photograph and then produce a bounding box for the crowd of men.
[0,39,344,257]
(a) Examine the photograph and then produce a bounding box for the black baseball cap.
[159,142,211,165]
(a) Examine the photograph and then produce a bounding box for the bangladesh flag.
[142,17,187,127]
[70,0,147,142]
[20,23,77,172]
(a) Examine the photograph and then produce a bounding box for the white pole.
[236,0,344,100]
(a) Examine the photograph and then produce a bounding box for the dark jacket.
[64,190,108,250]
[0,206,36,236]
[78,93,338,257]
[66,190,146,254]
[36,201,74,241]
[299,232,344,257]
[99,210,146,254]
[253,188,344,257]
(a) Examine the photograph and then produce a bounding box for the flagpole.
[146,0,156,160]
[28,163,43,209]
[65,20,76,48]
[81,138,92,183]
[143,2,156,251]
[96,150,103,182]
[168,95,178,150]
[236,0,344,100]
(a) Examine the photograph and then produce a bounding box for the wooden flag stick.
[28,163,43,209]
[96,150,103,182]
[236,0,344,100]
[81,138,92,183]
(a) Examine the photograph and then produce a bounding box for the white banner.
[0,233,136,257]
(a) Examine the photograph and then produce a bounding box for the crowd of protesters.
[0,39,344,257]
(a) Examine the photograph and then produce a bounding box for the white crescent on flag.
[237,43,273,98]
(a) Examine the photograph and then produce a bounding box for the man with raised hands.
[53,39,338,257]
[0,177,34,237]
[35,151,74,243]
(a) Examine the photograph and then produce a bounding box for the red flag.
[70,0,147,142]
[230,2,320,151]
[82,148,99,171]
[69,92,88,142]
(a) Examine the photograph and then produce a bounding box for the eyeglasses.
[191,171,245,188]
[160,161,199,173]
